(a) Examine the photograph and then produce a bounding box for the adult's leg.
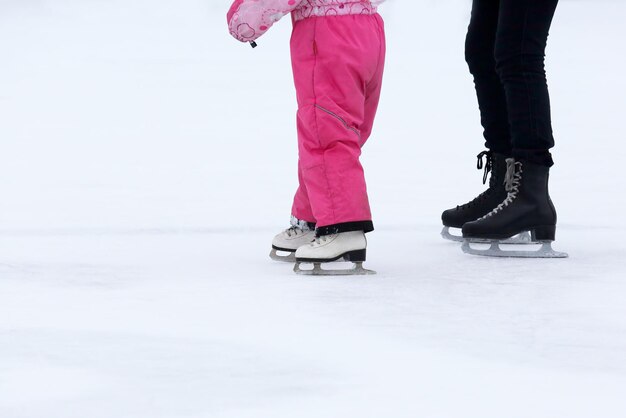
[440,0,511,237]
[461,0,562,251]
[466,0,512,155]
[495,0,559,166]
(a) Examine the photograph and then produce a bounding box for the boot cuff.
[290,215,316,232]
[316,221,374,237]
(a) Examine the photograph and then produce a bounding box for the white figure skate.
[294,231,375,276]
[270,224,316,262]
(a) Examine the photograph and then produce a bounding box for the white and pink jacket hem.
[227,0,384,42]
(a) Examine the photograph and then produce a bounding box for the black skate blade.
[269,248,296,263]
[462,240,568,258]
[294,261,376,276]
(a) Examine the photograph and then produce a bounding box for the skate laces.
[312,234,333,246]
[482,159,523,218]
[285,226,306,237]
[503,159,522,192]
[288,216,314,236]
[459,190,489,210]
[476,151,494,185]
[457,152,495,210]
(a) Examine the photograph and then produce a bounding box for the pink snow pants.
[290,14,386,231]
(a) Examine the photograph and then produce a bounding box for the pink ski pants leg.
[290,14,386,230]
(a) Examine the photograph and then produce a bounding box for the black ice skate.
[441,151,531,244]
[461,158,568,258]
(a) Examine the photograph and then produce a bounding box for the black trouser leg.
[465,0,512,156]
[495,0,559,167]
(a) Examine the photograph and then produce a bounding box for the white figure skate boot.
[270,218,316,262]
[294,231,375,276]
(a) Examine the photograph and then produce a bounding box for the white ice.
[1,1,626,417]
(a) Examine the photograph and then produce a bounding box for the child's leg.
[291,160,315,224]
[290,14,385,235]
[361,14,386,146]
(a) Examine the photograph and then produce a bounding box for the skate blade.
[294,262,376,276]
[462,240,568,258]
[441,227,464,242]
[444,227,533,244]
[269,248,296,263]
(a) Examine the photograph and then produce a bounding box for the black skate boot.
[441,151,531,242]
[461,158,568,258]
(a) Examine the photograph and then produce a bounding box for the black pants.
[466,0,558,167]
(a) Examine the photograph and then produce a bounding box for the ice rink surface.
[1,1,626,417]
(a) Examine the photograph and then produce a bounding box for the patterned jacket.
[227,0,384,42]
